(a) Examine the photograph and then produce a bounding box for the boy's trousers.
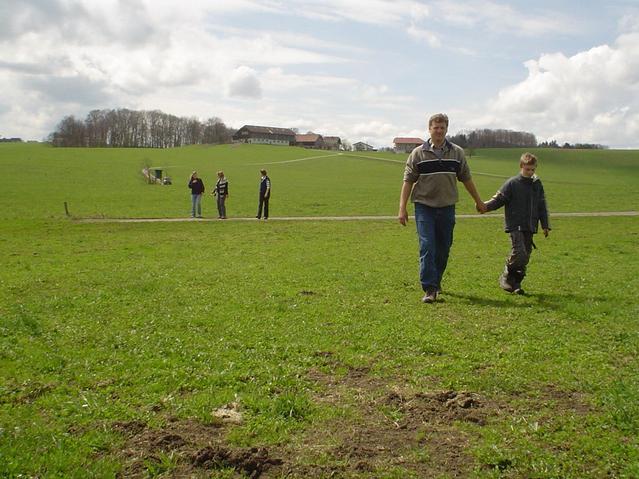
[502,230,533,288]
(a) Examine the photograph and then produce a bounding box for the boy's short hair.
[428,113,449,127]
[260,169,267,175]
[520,152,538,166]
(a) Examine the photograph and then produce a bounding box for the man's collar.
[423,138,451,151]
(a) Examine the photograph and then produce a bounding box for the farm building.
[393,137,424,153]
[323,136,342,150]
[353,141,376,151]
[295,133,324,149]
[233,125,296,146]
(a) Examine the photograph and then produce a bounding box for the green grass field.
[1,143,638,478]
[1,143,637,221]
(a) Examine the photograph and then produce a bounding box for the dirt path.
[76,211,638,223]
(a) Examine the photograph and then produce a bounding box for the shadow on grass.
[532,291,634,312]
[445,290,631,314]
[443,291,532,309]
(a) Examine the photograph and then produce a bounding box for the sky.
[2,0,639,148]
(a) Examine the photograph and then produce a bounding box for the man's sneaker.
[422,290,438,303]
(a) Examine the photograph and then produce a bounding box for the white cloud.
[227,66,262,99]
[470,32,639,147]
[407,24,441,48]
[434,0,578,36]
[282,0,431,25]
[2,0,638,149]
[263,68,357,91]
[351,120,397,138]
[619,11,639,33]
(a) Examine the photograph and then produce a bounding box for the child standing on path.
[256,169,271,220]
[188,171,205,218]
[213,171,229,219]
[483,152,551,294]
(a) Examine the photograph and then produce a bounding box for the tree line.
[448,129,537,148]
[47,110,608,150]
[537,140,606,149]
[49,109,236,148]
[448,128,606,149]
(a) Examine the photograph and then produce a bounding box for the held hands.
[475,201,487,214]
[543,228,550,238]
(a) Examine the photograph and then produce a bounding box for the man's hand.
[398,209,408,226]
[475,201,487,214]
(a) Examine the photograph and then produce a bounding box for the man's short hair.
[428,113,449,127]
[520,152,538,166]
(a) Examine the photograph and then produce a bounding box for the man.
[256,169,271,220]
[398,113,486,303]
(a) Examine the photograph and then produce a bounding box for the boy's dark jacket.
[485,174,550,233]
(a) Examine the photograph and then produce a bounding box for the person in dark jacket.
[484,152,550,294]
[256,169,271,220]
[188,171,205,218]
[212,170,229,219]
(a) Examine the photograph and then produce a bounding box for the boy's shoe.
[499,275,514,293]
[422,290,438,303]
[513,288,525,295]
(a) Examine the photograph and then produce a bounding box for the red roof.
[295,134,322,142]
[393,137,424,144]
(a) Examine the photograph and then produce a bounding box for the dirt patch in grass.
[269,359,501,478]
[113,417,282,478]
[108,360,496,477]
[111,357,590,477]
[539,384,594,416]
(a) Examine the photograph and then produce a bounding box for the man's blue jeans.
[415,203,456,292]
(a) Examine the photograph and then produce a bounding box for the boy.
[484,152,550,294]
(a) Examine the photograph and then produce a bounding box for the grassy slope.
[2,143,637,221]
[1,143,638,477]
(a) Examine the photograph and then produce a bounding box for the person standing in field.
[188,171,205,218]
[482,152,550,295]
[398,113,486,303]
[213,170,229,219]
[256,169,271,220]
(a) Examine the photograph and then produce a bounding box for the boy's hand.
[475,201,487,214]
[543,228,549,237]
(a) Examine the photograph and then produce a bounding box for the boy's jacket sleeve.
[485,179,511,211]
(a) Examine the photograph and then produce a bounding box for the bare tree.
[51,109,237,148]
